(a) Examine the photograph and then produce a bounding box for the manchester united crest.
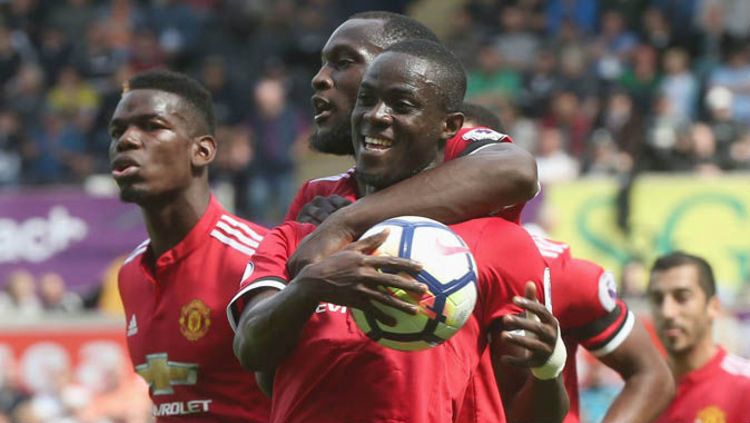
[179,299,211,341]
[696,406,726,423]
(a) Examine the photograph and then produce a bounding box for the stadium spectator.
[0,26,22,87]
[25,108,89,184]
[127,28,166,72]
[70,21,127,86]
[521,48,559,118]
[38,272,83,313]
[640,7,674,52]
[535,126,579,185]
[542,90,591,156]
[492,5,539,71]
[648,252,750,422]
[0,110,24,186]
[199,55,246,125]
[600,90,645,166]
[4,64,46,129]
[709,45,750,124]
[36,26,73,86]
[246,76,306,224]
[466,43,522,102]
[660,48,698,122]
[47,0,99,43]
[0,270,41,316]
[46,66,100,120]
[705,86,747,169]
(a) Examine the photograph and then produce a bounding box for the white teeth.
[364,136,393,147]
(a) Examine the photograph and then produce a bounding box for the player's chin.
[355,169,392,191]
[118,184,150,205]
[309,125,353,156]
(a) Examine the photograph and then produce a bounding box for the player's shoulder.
[262,221,317,251]
[122,239,150,267]
[305,168,355,191]
[453,217,541,263]
[444,127,514,162]
[720,351,750,381]
[208,212,266,258]
[530,235,571,261]
[452,127,512,144]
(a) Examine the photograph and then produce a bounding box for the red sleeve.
[555,258,634,357]
[284,180,312,222]
[460,218,547,332]
[443,127,513,163]
[226,222,315,331]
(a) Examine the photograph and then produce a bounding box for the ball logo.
[597,271,618,312]
[461,128,507,142]
[179,299,212,341]
[434,238,470,256]
[695,406,726,423]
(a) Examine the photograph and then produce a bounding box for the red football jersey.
[118,197,270,422]
[284,127,519,224]
[443,127,524,223]
[227,217,547,423]
[459,236,634,423]
[656,347,750,423]
[284,168,357,222]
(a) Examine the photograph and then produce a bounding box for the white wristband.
[531,322,567,380]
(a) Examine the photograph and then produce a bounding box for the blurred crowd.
[0,0,748,222]
[2,0,750,421]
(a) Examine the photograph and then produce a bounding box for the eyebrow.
[109,113,165,129]
[323,44,362,59]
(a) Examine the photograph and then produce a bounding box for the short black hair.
[349,11,439,49]
[462,102,503,131]
[126,69,215,135]
[382,39,466,112]
[651,251,716,299]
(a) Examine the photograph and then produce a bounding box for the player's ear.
[441,112,464,141]
[706,294,720,321]
[192,135,217,168]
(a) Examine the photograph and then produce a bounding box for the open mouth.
[363,136,393,151]
[312,96,333,123]
[111,156,140,180]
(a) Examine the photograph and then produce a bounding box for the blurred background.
[1,0,749,422]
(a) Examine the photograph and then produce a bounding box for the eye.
[393,100,416,114]
[647,293,662,306]
[109,127,123,139]
[357,90,376,106]
[143,120,164,131]
[334,58,355,70]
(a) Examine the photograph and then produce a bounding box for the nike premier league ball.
[351,216,478,351]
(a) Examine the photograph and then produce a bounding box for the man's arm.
[596,320,674,423]
[289,143,537,275]
[491,283,569,423]
[233,231,425,371]
[338,142,537,233]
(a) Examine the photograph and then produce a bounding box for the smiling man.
[230,40,568,423]
[110,70,270,422]
[648,252,750,423]
[285,12,537,275]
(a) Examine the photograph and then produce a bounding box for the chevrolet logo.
[135,353,198,395]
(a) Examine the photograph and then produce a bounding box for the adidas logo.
[127,314,138,337]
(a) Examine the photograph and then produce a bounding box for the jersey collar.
[141,195,225,272]
[680,346,726,386]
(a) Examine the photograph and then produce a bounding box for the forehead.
[323,19,386,56]
[649,264,702,293]
[112,89,185,121]
[364,52,436,91]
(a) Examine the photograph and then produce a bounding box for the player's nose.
[364,101,393,127]
[312,66,333,91]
